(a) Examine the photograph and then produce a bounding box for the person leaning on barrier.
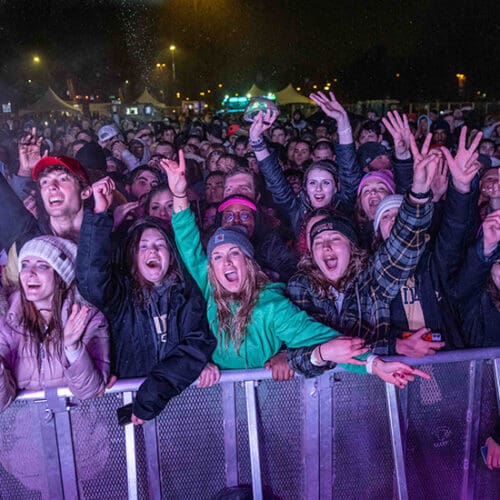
[160,151,429,388]
[76,176,215,425]
[286,140,442,357]
[0,235,109,412]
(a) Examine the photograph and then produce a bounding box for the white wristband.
[366,354,379,374]
[310,347,328,367]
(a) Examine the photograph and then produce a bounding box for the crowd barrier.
[0,348,499,500]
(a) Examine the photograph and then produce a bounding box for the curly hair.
[208,254,268,353]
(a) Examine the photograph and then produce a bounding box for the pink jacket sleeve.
[0,323,18,412]
[63,308,110,400]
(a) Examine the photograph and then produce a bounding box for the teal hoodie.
[172,207,367,373]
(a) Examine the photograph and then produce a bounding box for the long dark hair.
[20,271,73,369]
[126,221,180,306]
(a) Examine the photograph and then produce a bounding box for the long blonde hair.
[208,254,268,353]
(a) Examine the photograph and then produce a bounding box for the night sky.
[0,0,498,105]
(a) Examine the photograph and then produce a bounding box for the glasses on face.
[222,210,253,223]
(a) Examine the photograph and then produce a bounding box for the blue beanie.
[207,226,254,260]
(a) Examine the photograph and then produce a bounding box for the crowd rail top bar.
[14,347,500,402]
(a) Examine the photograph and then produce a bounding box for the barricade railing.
[1,348,499,500]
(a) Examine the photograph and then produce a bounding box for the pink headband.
[218,197,257,213]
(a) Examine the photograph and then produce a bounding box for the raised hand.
[309,91,349,128]
[18,127,44,177]
[197,363,221,388]
[318,336,368,365]
[485,436,500,470]
[113,201,140,229]
[372,359,431,388]
[410,149,440,198]
[482,209,500,257]
[63,304,90,351]
[430,156,449,202]
[249,109,278,142]
[111,141,127,160]
[160,149,188,196]
[92,176,116,214]
[264,351,295,381]
[409,132,432,164]
[382,111,412,159]
[441,126,483,193]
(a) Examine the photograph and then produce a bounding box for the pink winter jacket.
[0,291,110,411]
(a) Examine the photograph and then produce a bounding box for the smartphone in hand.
[117,403,133,426]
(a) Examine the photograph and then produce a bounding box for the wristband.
[366,354,379,374]
[318,344,326,363]
[310,347,327,366]
[249,137,266,152]
[172,193,188,198]
[337,126,352,135]
[409,188,432,199]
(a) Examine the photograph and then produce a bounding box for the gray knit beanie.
[207,226,254,260]
[18,236,77,287]
[373,194,404,233]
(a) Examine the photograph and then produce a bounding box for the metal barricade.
[0,348,499,500]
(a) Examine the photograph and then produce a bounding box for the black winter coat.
[76,210,215,420]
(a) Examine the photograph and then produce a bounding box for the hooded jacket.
[0,290,109,412]
[76,211,215,420]
[172,206,368,375]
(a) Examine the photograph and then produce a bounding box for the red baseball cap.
[32,155,90,185]
[227,124,240,137]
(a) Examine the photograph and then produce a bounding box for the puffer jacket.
[0,290,110,411]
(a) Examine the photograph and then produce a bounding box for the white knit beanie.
[18,236,77,287]
[373,194,404,233]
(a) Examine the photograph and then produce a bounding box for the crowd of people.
[0,91,498,468]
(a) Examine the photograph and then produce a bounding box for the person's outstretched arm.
[161,152,211,299]
[76,177,125,317]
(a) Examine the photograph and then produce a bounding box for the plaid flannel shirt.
[286,195,433,376]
